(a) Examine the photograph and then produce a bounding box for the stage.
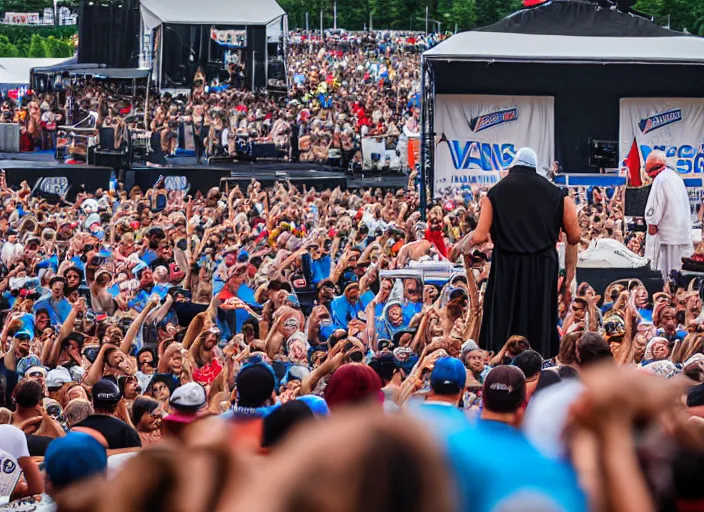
[0,153,408,196]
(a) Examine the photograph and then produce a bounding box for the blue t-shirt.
[34,297,72,325]
[443,420,587,512]
[141,249,158,266]
[301,253,331,286]
[403,301,422,324]
[235,283,259,332]
[331,296,365,330]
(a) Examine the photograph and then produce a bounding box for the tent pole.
[419,56,427,221]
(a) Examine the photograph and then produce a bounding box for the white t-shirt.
[0,425,27,502]
[0,425,29,460]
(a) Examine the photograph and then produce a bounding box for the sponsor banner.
[164,175,190,192]
[3,12,40,24]
[619,98,704,176]
[36,176,69,197]
[210,28,247,48]
[434,94,554,197]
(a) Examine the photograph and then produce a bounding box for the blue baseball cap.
[297,394,330,417]
[430,357,466,392]
[45,432,107,489]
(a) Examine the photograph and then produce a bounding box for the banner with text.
[619,98,704,177]
[434,94,554,197]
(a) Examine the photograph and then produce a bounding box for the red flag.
[626,138,642,187]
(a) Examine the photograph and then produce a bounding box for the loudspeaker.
[624,185,651,217]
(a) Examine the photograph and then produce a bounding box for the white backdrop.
[619,98,704,176]
[434,94,554,197]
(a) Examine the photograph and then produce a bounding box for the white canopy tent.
[140,0,285,32]
[0,57,72,87]
[424,32,704,65]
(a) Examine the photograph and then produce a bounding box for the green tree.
[27,33,48,57]
[0,0,51,12]
[44,34,61,57]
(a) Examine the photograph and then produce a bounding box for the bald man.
[644,150,693,278]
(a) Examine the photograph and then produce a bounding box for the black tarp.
[478,0,679,37]
[78,0,141,68]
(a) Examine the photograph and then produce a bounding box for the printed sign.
[434,94,555,197]
[3,12,40,24]
[210,28,247,48]
[619,98,704,176]
[164,175,190,192]
[36,176,69,197]
[0,449,21,502]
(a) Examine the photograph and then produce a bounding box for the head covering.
[16,355,42,378]
[297,395,331,416]
[46,367,73,390]
[460,339,479,360]
[430,357,467,394]
[236,363,276,408]
[324,363,383,410]
[482,365,526,413]
[511,147,538,169]
[44,432,108,489]
[643,336,669,361]
[168,382,206,413]
[523,379,586,460]
[92,379,122,409]
[645,149,668,177]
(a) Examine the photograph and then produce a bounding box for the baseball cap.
[324,363,383,410]
[16,355,42,377]
[44,432,107,489]
[297,395,330,417]
[168,382,207,415]
[13,329,33,341]
[430,357,467,395]
[482,365,526,413]
[46,367,72,390]
[236,363,276,408]
[92,379,122,409]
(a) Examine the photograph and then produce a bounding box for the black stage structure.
[0,155,406,196]
[420,0,704,206]
[77,0,286,91]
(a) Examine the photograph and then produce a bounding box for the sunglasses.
[406,288,420,295]
[27,371,46,378]
[15,334,30,342]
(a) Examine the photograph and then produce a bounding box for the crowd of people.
[0,28,703,512]
[0,152,701,510]
[8,30,436,171]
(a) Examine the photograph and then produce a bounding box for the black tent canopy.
[477,0,678,37]
[420,0,704,198]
